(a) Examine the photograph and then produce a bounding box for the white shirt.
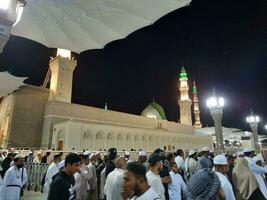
[253,172,267,199]
[99,167,106,200]
[215,172,236,200]
[146,170,165,200]
[185,157,197,179]
[133,187,161,200]
[168,171,187,200]
[0,166,27,200]
[104,168,124,200]
[245,157,267,174]
[175,156,185,169]
[43,162,59,199]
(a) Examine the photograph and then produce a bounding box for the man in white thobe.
[75,154,90,200]
[214,155,236,200]
[146,154,165,200]
[168,162,187,200]
[43,154,62,200]
[88,153,98,200]
[252,156,267,199]
[0,154,27,200]
[104,157,127,200]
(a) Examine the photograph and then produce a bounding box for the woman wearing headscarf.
[232,157,265,200]
[187,168,224,200]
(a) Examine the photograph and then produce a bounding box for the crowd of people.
[0,146,267,200]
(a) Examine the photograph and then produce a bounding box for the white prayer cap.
[58,160,65,169]
[125,151,130,156]
[252,156,262,163]
[95,151,101,155]
[244,147,254,153]
[189,150,196,156]
[14,154,24,159]
[201,147,210,152]
[83,151,91,156]
[214,155,228,165]
[237,151,244,156]
[232,153,237,158]
[37,151,42,155]
[89,153,95,160]
[138,151,147,156]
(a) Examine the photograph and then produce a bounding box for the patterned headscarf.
[187,169,221,200]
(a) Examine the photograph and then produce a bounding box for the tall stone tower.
[192,81,202,128]
[49,49,77,103]
[178,67,192,125]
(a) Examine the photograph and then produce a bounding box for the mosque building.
[0,50,213,151]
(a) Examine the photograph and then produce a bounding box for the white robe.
[146,170,166,200]
[0,166,27,200]
[104,168,124,200]
[99,167,106,200]
[43,162,59,200]
[215,172,236,200]
[168,171,187,200]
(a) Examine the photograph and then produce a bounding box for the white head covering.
[214,155,228,165]
[201,147,210,152]
[138,151,147,156]
[244,147,254,153]
[189,150,196,156]
[89,153,95,160]
[237,151,244,156]
[83,151,91,156]
[125,151,130,156]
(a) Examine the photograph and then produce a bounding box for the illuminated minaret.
[178,67,192,125]
[192,81,202,128]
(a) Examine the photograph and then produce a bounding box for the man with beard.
[122,162,160,200]
[146,153,166,200]
[138,151,148,170]
[0,154,28,200]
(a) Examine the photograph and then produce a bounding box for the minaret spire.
[192,81,202,128]
[178,65,192,125]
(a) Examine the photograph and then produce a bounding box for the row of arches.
[80,130,209,151]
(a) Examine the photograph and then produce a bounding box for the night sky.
[0,0,267,133]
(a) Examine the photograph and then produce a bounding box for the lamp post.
[207,90,224,150]
[246,111,260,150]
[0,0,26,52]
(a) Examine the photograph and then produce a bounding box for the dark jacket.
[105,160,115,177]
[48,171,76,200]
[0,157,12,178]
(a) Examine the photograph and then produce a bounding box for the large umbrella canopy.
[11,0,191,53]
[0,72,27,97]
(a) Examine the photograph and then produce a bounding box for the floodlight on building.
[207,88,224,150]
[57,48,71,59]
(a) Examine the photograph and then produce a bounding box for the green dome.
[141,100,166,120]
[149,100,167,120]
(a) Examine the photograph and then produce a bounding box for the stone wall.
[8,85,49,148]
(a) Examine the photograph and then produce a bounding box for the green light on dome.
[180,72,187,78]
[193,86,198,93]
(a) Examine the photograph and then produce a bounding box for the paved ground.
[22,191,43,200]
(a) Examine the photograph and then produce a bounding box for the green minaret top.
[193,81,198,93]
[179,66,188,78]
[104,102,108,110]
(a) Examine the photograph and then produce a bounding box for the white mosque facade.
[0,51,213,151]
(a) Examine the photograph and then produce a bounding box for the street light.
[246,111,260,150]
[0,0,27,52]
[207,89,225,150]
